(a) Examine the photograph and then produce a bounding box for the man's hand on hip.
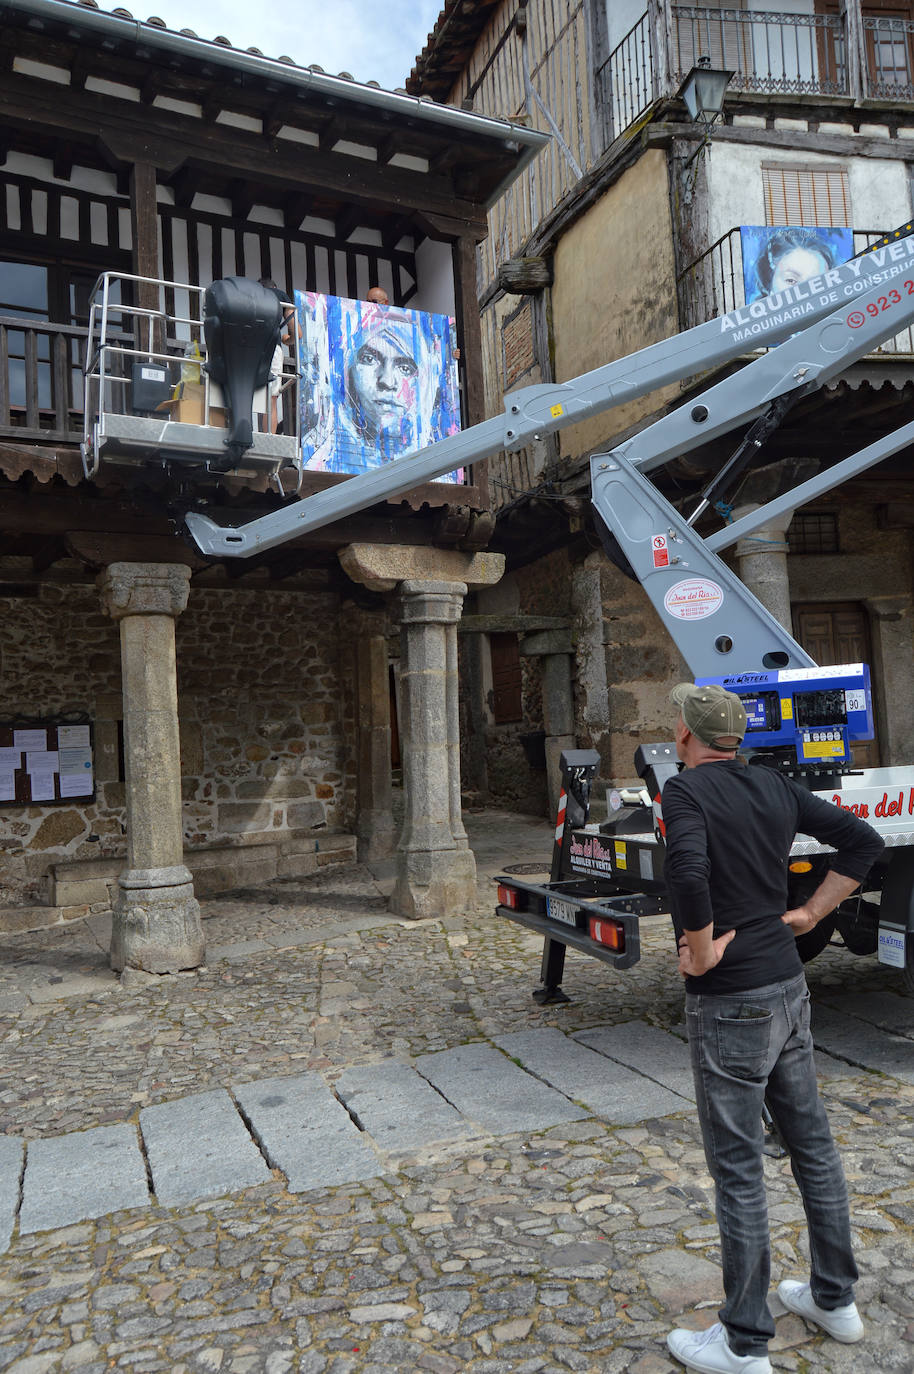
[677,927,735,977]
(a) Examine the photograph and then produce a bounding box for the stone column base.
[390,846,478,921]
[111,865,204,974]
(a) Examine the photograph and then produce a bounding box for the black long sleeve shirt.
[662,757,884,994]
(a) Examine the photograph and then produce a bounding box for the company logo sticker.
[663,578,724,621]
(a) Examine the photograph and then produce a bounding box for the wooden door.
[792,602,880,767]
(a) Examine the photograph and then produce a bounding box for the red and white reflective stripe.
[652,792,666,839]
[554,790,567,845]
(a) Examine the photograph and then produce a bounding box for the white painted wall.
[705,143,912,246]
[606,1,648,54]
[413,237,457,316]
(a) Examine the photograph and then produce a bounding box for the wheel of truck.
[794,916,836,964]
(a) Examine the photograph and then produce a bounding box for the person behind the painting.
[755,228,839,297]
[365,285,389,305]
[258,278,299,434]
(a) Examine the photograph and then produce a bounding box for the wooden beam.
[282,192,311,230]
[129,162,160,336]
[141,70,166,105]
[0,76,490,228]
[64,531,208,569]
[52,144,74,182]
[169,166,197,210]
[334,206,361,243]
[228,178,257,221]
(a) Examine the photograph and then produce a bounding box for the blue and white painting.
[296,291,463,480]
[740,225,853,304]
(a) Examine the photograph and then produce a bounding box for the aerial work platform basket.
[81,272,301,484]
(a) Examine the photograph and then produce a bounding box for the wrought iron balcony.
[671,5,847,97]
[678,226,914,356]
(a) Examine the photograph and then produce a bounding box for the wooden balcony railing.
[0,317,87,443]
[678,227,914,356]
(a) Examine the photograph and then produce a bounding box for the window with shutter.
[762,165,852,226]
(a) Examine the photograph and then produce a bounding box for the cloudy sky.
[96,0,444,89]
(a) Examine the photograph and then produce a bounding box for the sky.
[95,0,445,90]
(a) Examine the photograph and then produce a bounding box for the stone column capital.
[400,580,467,626]
[98,562,192,621]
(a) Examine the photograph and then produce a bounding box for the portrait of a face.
[296,291,462,480]
[740,226,852,305]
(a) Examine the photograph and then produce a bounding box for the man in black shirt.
[662,682,883,1374]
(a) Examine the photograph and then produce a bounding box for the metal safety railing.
[82,272,300,481]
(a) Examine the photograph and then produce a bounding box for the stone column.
[521,629,575,818]
[99,562,203,973]
[354,616,396,862]
[571,553,610,749]
[865,595,914,764]
[339,543,505,919]
[393,580,477,918]
[734,504,794,630]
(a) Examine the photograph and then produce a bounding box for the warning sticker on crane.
[663,578,724,620]
[652,534,670,567]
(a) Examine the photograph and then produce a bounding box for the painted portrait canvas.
[296,291,463,481]
[740,225,853,305]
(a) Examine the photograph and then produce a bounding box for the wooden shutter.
[762,165,852,226]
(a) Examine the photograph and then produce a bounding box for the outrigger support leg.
[533,935,571,1004]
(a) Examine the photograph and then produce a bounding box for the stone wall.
[0,577,355,909]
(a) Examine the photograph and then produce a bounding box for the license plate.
[878,927,906,969]
[547,897,578,927]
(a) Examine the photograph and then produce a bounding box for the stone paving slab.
[334,1059,476,1154]
[140,1088,272,1207]
[19,1124,149,1234]
[811,1003,914,1083]
[0,1135,23,1253]
[415,1041,589,1134]
[495,1026,692,1123]
[234,1072,384,1192]
[817,987,914,1036]
[574,1019,697,1101]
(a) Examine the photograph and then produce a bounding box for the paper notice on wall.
[58,748,93,776]
[0,748,20,769]
[26,751,59,774]
[13,729,47,752]
[59,772,94,797]
[57,725,91,749]
[30,772,55,802]
[0,771,15,802]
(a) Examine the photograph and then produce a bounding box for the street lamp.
[677,56,733,201]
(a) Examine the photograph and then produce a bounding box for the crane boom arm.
[186,226,914,560]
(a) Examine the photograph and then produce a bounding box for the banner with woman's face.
[296,291,463,480]
[740,225,853,305]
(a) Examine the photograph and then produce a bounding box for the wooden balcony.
[0,316,86,444]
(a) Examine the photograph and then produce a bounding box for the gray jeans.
[685,971,857,1356]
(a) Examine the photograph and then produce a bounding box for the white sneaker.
[666,1322,772,1373]
[777,1279,864,1343]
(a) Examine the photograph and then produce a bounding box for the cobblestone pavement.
[0,810,911,1373]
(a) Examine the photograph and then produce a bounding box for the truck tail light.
[789,860,813,873]
[497,883,520,910]
[589,916,624,950]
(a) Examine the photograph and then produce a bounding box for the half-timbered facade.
[0,0,548,954]
[409,0,914,810]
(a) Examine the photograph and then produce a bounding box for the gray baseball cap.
[671,682,747,747]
